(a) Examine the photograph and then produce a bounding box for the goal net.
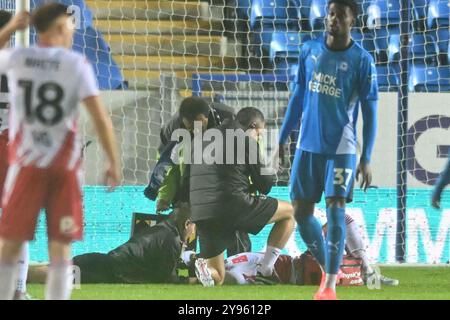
[1,0,449,264]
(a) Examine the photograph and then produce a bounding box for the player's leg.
[195,220,230,286]
[0,239,23,299]
[230,196,294,278]
[319,154,356,299]
[204,253,226,285]
[0,165,44,299]
[294,200,326,269]
[323,197,346,295]
[345,215,372,274]
[46,241,72,300]
[258,200,295,277]
[45,168,83,300]
[74,253,120,283]
[223,270,245,284]
[0,130,19,299]
[14,241,30,299]
[345,217,399,286]
[0,131,31,299]
[291,150,327,271]
[0,129,8,200]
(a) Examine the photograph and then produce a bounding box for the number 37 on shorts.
[326,154,356,199]
[290,151,356,202]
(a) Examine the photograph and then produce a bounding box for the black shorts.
[196,195,278,259]
[73,253,121,283]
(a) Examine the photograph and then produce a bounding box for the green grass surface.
[27,267,450,300]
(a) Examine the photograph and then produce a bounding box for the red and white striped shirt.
[0,46,99,169]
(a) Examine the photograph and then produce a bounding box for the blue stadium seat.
[409,65,450,92]
[412,0,428,22]
[356,0,372,13]
[366,0,401,56]
[30,0,125,89]
[289,62,299,78]
[309,0,327,30]
[448,41,450,64]
[291,0,312,23]
[274,59,300,77]
[388,33,439,66]
[236,0,252,18]
[366,0,401,26]
[351,30,376,57]
[31,0,93,28]
[288,62,299,91]
[73,27,127,90]
[376,64,399,91]
[269,32,310,61]
[427,0,450,53]
[250,0,299,29]
[427,0,449,29]
[250,0,299,55]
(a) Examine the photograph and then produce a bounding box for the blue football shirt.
[291,38,378,155]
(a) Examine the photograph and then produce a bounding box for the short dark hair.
[179,96,210,121]
[31,2,69,33]
[236,107,265,129]
[0,10,12,29]
[328,0,358,17]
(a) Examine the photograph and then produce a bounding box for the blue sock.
[325,207,346,275]
[296,214,326,267]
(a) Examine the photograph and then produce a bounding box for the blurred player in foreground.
[0,3,120,300]
[431,157,450,209]
[278,0,378,299]
[0,9,30,300]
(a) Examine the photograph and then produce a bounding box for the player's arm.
[83,96,121,189]
[279,84,304,146]
[78,57,121,189]
[278,49,306,151]
[0,11,29,48]
[247,140,276,194]
[156,164,180,212]
[356,55,378,191]
[432,157,450,209]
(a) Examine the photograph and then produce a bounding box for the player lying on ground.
[431,157,450,209]
[278,0,378,300]
[188,213,397,286]
[27,205,197,284]
[190,107,295,286]
[0,3,120,300]
[149,96,251,256]
[0,9,30,300]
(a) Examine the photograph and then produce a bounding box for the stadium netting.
[0,0,449,264]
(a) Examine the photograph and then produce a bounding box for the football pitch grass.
[27,267,450,300]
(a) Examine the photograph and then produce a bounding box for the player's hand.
[431,193,441,209]
[356,162,372,192]
[156,198,170,212]
[104,165,121,191]
[8,11,30,31]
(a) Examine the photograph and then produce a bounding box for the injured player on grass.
[189,213,398,286]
